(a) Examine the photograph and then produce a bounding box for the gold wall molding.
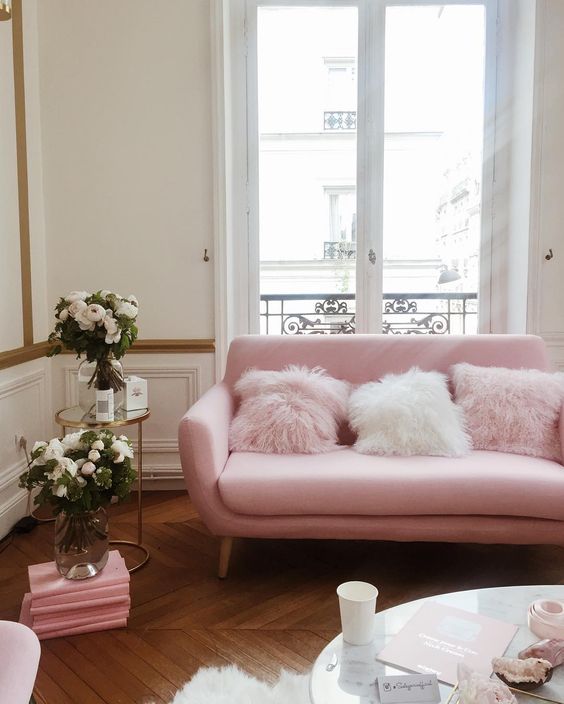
[129,339,216,354]
[1,340,216,371]
[59,339,217,355]
[0,341,49,371]
[12,0,33,347]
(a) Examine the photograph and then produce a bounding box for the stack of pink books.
[19,550,130,640]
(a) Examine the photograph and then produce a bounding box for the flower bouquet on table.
[19,430,136,579]
[47,290,139,416]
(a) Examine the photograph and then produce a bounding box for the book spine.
[33,608,130,633]
[31,584,130,611]
[37,617,128,641]
[28,573,129,600]
[32,596,131,620]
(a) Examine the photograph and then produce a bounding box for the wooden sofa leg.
[218,537,233,579]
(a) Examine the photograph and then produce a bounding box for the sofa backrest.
[223,334,550,388]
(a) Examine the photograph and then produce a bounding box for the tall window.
[248,1,492,336]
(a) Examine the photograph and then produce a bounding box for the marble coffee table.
[310,585,564,704]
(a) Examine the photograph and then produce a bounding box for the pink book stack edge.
[19,550,131,640]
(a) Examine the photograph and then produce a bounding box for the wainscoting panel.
[0,363,49,537]
[58,355,215,488]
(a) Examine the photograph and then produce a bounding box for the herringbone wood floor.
[1,491,564,704]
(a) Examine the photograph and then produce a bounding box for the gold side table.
[55,406,151,573]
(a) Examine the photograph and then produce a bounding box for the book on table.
[377,602,518,686]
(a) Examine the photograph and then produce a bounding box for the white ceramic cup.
[337,581,379,645]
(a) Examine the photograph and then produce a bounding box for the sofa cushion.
[451,363,564,462]
[229,365,349,454]
[218,449,564,520]
[349,368,470,457]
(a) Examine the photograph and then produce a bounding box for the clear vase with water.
[54,507,109,579]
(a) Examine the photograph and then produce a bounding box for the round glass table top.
[310,585,564,704]
[55,406,150,429]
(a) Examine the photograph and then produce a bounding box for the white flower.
[115,301,138,319]
[91,440,104,451]
[85,304,106,323]
[127,295,138,306]
[47,457,77,481]
[76,476,87,487]
[81,461,96,476]
[43,439,65,461]
[75,458,87,468]
[103,315,118,333]
[118,435,128,441]
[75,308,96,331]
[105,330,121,345]
[65,291,89,303]
[68,299,87,318]
[61,431,84,452]
[52,484,68,497]
[32,441,47,454]
[60,457,78,477]
[111,439,133,464]
[58,308,69,322]
[102,314,122,343]
[88,449,101,462]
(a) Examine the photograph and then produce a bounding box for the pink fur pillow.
[451,363,564,462]
[229,366,349,454]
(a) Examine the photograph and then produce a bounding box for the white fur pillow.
[349,367,470,457]
[229,365,349,454]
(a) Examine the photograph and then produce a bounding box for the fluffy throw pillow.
[451,363,564,461]
[349,367,470,457]
[229,366,349,454]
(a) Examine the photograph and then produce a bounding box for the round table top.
[55,406,150,429]
[309,584,564,704]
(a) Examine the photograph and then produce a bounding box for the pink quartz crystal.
[457,663,517,704]
[519,639,564,667]
[492,657,553,690]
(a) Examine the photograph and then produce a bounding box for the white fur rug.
[167,666,311,704]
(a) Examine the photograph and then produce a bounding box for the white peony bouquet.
[19,429,136,515]
[47,290,139,392]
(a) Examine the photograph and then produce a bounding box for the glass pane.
[382,5,485,335]
[257,6,358,335]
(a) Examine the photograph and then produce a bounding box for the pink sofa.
[178,334,564,577]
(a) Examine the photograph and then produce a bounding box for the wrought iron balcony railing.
[324,111,357,130]
[324,241,357,260]
[260,292,478,336]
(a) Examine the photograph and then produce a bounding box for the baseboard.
[0,487,28,540]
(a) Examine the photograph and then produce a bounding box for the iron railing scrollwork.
[260,292,478,336]
[324,241,357,260]
[324,111,357,130]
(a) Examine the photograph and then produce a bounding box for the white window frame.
[212,0,499,372]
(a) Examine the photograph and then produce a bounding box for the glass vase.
[78,357,124,416]
[54,507,109,579]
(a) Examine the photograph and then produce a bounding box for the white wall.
[37,0,215,339]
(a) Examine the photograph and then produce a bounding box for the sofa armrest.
[178,382,235,529]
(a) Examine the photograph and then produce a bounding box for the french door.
[246,0,495,335]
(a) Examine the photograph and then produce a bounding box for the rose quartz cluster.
[492,656,552,685]
[457,664,516,704]
[519,639,564,667]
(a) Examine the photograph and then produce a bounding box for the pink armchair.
[179,334,564,578]
[0,620,41,703]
